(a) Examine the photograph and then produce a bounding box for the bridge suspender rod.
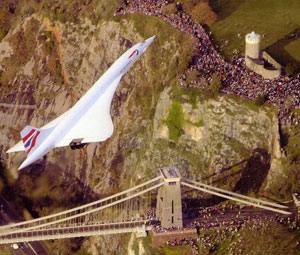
[0,176,162,231]
[181,181,291,215]
[0,182,164,235]
[182,178,288,209]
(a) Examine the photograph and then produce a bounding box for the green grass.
[166,100,185,142]
[163,245,192,255]
[285,38,300,62]
[237,222,299,254]
[170,82,212,106]
[39,0,122,23]
[226,93,276,115]
[210,0,300,67]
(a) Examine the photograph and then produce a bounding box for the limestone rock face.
[138,88,281,184]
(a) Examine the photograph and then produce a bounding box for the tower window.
[172,200,174,214]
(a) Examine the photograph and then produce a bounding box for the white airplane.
[7,35,156,170]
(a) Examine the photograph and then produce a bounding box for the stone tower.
[244,31,281,79]
[245,31,260,62]
[156,167,183,229]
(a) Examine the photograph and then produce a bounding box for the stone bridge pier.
[156,167,183,229]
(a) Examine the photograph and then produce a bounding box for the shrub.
[255,93,265,106]
[191,2,217,26]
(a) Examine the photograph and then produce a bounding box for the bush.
[191,2,217,26]
[255,93,265,106]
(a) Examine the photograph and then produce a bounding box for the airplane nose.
[142,35,156,51]
[145,35,156,45]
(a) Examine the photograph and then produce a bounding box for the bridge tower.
[156,167,183,229]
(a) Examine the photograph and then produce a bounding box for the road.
[0,195,51,255]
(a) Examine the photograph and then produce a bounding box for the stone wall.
[246,56,281,79]
[262,51,282,70]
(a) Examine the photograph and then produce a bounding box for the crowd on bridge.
[115,0,300,124]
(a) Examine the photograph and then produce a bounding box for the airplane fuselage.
[17,36,155,169]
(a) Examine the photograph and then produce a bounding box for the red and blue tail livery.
[21,126,41,155]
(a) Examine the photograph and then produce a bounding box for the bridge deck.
[0,221,148,244]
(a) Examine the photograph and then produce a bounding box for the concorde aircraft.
[7,35,156,170]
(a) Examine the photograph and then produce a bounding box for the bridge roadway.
[0,220,151,244]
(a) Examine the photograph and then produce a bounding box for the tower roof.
[159,167,181,182]
[245,31,260,43]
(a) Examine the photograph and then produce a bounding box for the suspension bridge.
[0,167,292,244]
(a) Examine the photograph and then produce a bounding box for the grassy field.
[209,0,300,68]
[285,38,300,62]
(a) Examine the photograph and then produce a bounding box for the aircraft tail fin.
[21,126,42,156]
[21,125,53,156]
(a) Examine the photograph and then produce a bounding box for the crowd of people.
[191,209,300,253]
[146,202,300,252]
[152,225,183,233]
[167,237,199,253]
[115,0,300,125]
[145,209,156,220]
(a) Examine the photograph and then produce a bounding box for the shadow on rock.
[233,148,270,195]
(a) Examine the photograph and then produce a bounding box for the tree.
[191,2,217,26]
[255,93,265,106]
[210,73,222,97]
